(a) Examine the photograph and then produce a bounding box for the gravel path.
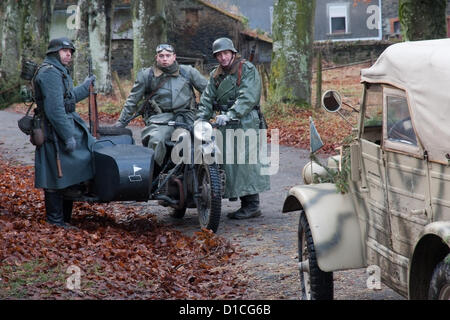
[0,109,404,300]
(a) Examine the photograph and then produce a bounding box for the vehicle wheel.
[428,254,450,300]
[170,206,186,219]
[298,211,334,300]
[197,164,222,233]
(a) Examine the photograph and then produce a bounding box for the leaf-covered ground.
[0,159,246,299]
[1,63,366,299]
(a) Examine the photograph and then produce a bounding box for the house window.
[329,5,348,34]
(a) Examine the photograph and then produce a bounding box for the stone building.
[50,0,272,77]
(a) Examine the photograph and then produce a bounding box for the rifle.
[52,129,63,178]
[88,58,99,138]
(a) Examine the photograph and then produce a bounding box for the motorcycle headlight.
[193,120,213,143]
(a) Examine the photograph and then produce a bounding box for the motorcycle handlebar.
[150,119,240,129]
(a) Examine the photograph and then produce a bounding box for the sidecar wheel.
[197,164,222,233]
[170,207,186,219]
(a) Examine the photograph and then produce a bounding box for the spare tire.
[97,126,133,137]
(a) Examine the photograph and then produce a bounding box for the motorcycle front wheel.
[197,164,222,233]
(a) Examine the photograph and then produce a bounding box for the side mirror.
[321,90,358,127]
[321,90,342,113]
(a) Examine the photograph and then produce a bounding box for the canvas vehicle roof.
[360,38,450,164]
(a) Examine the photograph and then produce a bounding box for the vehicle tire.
[97,126,133,137]
[197,164,222,233]
[298,211,334,300]
[428,254,450,300]
[170,207,187,219]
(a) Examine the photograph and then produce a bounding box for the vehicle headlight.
[193,120,213,143]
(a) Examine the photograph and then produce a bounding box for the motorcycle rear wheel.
[197,164,222,233]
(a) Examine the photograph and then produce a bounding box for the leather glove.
[64,137,76,153]
[113,121,127,128]
[83,75,96,87]
[215,114,230,126]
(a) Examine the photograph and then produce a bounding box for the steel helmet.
[46,37,76,55]
[212,37,237,55]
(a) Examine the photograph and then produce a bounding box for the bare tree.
[73,0,114,94]
[131,0,167,73]
[0,0,55,107]
[269,0,316,106]
[73,0,90,86]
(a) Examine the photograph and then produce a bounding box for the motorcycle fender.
[282,183,366,272]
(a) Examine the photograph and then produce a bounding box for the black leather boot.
[44,190,65,227]
[45,191,77,229]
[227,194,262,219]
[63,199,73,223]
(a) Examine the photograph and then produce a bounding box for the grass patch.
[0,259,66,299]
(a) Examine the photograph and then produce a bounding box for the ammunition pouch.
[64,100,76,113]
[18,115,34,135]
[18,108,46,146]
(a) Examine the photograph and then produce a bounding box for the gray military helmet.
[46,37,76,55]
[212,37,238,55]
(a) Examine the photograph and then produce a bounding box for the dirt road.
[0,109,403,300]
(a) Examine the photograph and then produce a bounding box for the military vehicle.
[282,39,450,300]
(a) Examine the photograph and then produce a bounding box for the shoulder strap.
[146,67,154,95]
[237,59,246,87]
[146,67,171,100]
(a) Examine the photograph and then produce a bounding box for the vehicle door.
[358,84,395,262]
[382,85,431,295]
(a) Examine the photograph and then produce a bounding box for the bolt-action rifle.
[88,58,99,138]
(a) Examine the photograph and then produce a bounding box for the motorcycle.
[63,119,230,233]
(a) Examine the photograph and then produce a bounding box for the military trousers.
[141,111,195,166]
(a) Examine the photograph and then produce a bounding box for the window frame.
[382,86,422,158]
[328,4,349,35]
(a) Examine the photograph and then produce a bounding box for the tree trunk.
[74,0,114,94]
[0,0,21,81]
[21,0,55,62]
[269,0,316,106]
[73,0,90,86]
[399,0,447,41]
[88,0,114,94]
[0,3,4,49]
[131,0,167,74]
[0,0,54,108]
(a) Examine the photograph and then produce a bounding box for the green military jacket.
[117,64,208,124]
[34,55,94,190]
[197,58,270,198]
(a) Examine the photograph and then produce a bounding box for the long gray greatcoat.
[34,55,95,190]
[117,64,208,166]
[197,58,270,199]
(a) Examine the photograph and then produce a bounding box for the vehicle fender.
[408,221,450,299]
[282,183,366,272]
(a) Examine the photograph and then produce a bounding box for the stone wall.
[314,40,393,66]
[111,39,133,78]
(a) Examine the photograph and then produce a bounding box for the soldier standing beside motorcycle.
[114,44,208,173]
[33,37,96,228]
[196,37,270,220]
